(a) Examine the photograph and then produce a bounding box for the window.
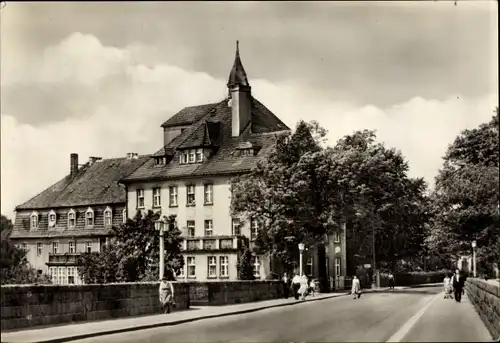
[231,218,241,236]
[196,148,204,163]
[335,257,341,276]
[334,232,340,243]
[85,208,94,227]
[181,151,189,164]
[177,260,185,278]
[136,189,145,208]
[187,221,195,237]
[21,242,27,251]
[85,241,92,253]
[187,257,196,278]
[68,209,76,228]
[186,185,195,206]
[48,210,57,227]
[68,267,75,284]
[253,255,261,278]
[204,184,213,205]
[208,256,217,278]
[30,211,38,229]
[154,157,166,165]
[122,208,127,223]
[169,186,178,207]
[188,150,195,163]
[69,241,75,254]
[58,267,64,285]
[50,267,57,284]
[220,256,229,277]
[153,188,161,207]
[104,207,112,227]
[52,242,59,254]
[204,220,213,237]
[37,243,43,256]
[241,148,254,156]
[250,218,260,241]
[306,257,313,276]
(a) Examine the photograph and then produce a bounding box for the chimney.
[70,153,79,176]
[127,152,139,159]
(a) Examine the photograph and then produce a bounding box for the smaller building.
[10,153,148,285]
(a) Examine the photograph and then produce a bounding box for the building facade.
[10,154,148,284]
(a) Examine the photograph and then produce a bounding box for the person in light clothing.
[309,278,316,297]
[298,275,309,300]
[351,275,361,299]
[159,276,175,314]
[291,273,302,300]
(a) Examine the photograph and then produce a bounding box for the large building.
[10,153,148,284]
[10,43,348,287]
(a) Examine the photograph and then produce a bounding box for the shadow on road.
[366,289,440,295]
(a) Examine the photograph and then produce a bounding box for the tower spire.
[227,40,249,88]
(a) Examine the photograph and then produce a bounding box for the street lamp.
[155,218,166,281]
[471,240,477,278]
[298,243,305,277]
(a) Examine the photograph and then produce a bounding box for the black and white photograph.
[1,1,498,342]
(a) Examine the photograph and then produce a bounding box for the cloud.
[1,33,497,217]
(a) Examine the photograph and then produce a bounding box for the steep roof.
[227,41,250,88]
[123,97,290,183]
[161,103,219,128]
[16,156,149,210]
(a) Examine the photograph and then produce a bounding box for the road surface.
[71,287,492,343]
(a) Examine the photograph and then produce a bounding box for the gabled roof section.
[177,120,222,149]
[161,103,219,129]
[227,41,250,88]
[16,156,149,210]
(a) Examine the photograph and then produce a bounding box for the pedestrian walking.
[351,275,361,299]
[159,276,175,314]
[388,273,395,290]
[291,273,302,300]
[452,269,465,303]
[282,272,291,299]
[443,274,453,299]
[298,275,309,300]
[309,278,316,297]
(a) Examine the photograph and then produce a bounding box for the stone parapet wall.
[465,278,500,340]
[0,282,190,331]
[1,280,284,331]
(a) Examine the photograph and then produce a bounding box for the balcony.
[182,236,245,252]
[47,253,81,266]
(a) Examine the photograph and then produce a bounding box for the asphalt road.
[71,287,492,343]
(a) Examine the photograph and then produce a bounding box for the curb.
[17,293,348,343]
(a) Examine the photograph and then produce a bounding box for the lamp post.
[471,240,477,278]
[298,243,305,277]
[154,218,166,281]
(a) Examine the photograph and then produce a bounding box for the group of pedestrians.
[443,269,466,303]
[282,272,316,300]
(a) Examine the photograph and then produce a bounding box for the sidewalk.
[1,292,348,343]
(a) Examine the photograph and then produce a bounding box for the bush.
[237,248,255,280]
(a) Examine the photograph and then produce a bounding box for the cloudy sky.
[1,1,498,217]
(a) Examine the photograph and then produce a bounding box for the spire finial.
[236,40,239,54]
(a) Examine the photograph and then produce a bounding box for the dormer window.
[85,207,94,227]
[48,210,57,227]
[68,209,76,228]
[30,211,39,230]
[154,157,167,166]
[241,148,254,156]
[104,207,112,227]
[180,149,204,164]
[235,142,260,157]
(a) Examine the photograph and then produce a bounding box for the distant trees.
[231,121,430,275]
[77,210,184,283]
[1,214,51,285]
[426,109,499,276]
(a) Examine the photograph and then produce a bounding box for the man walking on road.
[452,269,465,303]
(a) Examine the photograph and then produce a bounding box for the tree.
[427,110,499,275]
[1,214,52,285]
[78,210,184,283]
[237,248,255,280]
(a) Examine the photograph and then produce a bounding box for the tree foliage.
[1,214,52,285]
[77,210,184,283]
[231,121,430,274]
[427,110,500,272]
[237,248,255,280]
